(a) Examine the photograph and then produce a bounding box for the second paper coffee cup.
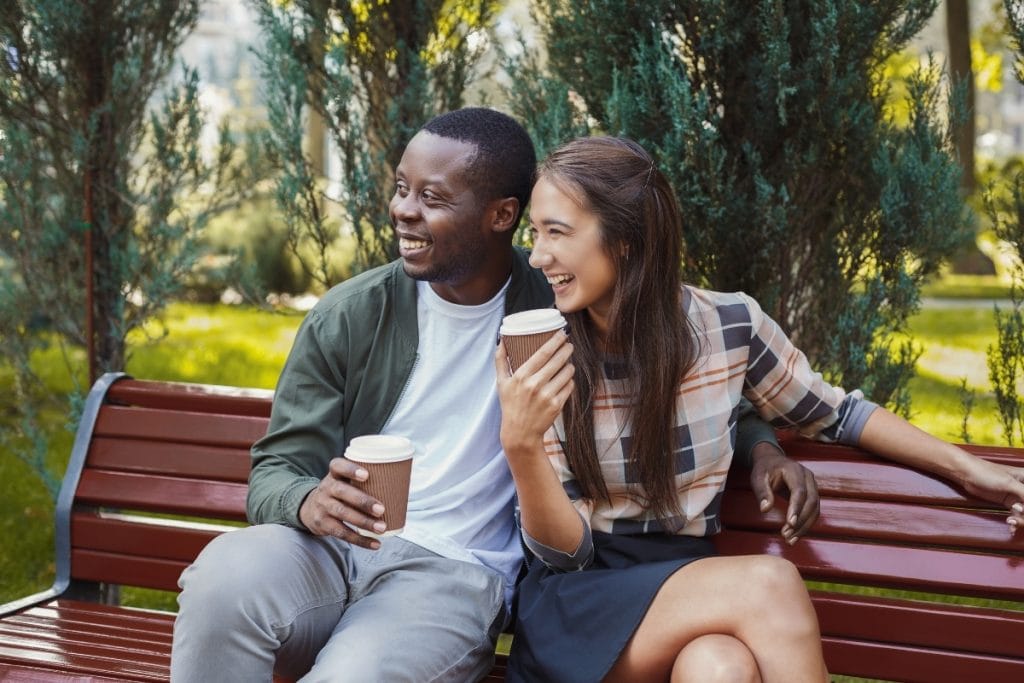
[345,435,414,537]
[500,309,567,373]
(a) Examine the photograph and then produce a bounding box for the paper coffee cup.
[500,309,567,373]
[345,435,414,537]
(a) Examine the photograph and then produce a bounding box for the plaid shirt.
[542,285,870,540]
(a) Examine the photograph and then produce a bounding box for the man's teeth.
[400,238,430,250]
[547,274,574,285]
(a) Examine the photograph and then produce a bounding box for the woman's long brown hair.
[538,137,701,526]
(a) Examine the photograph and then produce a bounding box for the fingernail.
[370,541,381,550]
[787,536,798,545]
[1008,517,1019,526]
[1013,503,1023,513]
[789,515,798,526]
[373,521,387,533]
[372,504,385,516]
[760,499,770,511]
[356,468,369,480]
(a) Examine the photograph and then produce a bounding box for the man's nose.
[392,193,420,221]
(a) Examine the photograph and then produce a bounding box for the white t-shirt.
[384,279,521,605]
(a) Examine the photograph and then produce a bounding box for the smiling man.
[171,108,552,683]
[169,108,811,683]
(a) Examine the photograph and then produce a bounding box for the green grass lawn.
[1,297,1020,682]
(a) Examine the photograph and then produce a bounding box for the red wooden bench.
[0,373,1021,682]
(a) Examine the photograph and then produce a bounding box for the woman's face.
[528,176,618,333]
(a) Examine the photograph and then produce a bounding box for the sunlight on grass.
[900,304,1013,445]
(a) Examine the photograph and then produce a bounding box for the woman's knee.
[672,634,760,683]
[745,555,807,600]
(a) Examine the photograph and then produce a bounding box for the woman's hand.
[494,331,575,456]
[957,457,1024,529]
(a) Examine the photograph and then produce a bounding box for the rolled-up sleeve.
[740,293,877,446]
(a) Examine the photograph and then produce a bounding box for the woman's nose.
[529,244,551,269]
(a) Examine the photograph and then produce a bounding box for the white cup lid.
[345,435,415,462]
[500,309,566,335]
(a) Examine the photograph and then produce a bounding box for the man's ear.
[490,197,521,234]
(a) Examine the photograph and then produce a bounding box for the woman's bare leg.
[603,554,828,683]
[671,634,761,683]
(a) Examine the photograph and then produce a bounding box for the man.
[170,108,814,682]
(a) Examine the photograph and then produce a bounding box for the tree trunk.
[946,0,994,274]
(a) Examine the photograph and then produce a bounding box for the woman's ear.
[490,197,521,234]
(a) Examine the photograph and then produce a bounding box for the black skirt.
[507,531,717,683]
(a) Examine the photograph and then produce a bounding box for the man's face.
[390,131,490,289]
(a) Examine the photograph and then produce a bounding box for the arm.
[494,331,590,563]
[858,408,1024,526]
[741,293,1024,526]
[248,311,384,548]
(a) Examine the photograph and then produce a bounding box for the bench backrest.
[65,374,270,594]
[63,374,1024,681]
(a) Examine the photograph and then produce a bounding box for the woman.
[495,136,1024,683]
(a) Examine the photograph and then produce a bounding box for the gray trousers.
[170,524,506,682]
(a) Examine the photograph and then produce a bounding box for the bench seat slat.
[715,530,1024,599]
[23,601,175,632]
[88,437,251,482]
[75,470,248,520]
[0,663,136,682]
[821,636,1024,682]
[721,492,1023,550]
[94,406,268,449]
[0,643,169,680]
[0,614,169,645]
[812,592,1024,659]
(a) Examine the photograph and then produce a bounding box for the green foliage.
[0,1,251,495]
[514,0,972,411]
[252,0,500,286]
[975,1,1024,447]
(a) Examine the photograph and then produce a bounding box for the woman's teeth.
[400,238,430,250]
[547,274,574,285]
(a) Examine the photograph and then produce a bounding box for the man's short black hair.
[421,107,536,225]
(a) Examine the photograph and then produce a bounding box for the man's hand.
[298,457,387,549]
[748,441,820,544]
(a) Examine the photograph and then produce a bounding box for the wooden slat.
[88,437,251,482]
[0,641,169,680]
[107,378,273,417]
[714,530,1024,600]
[26,601,175,633]
[93,406,268,449]
[75,469,248,520]
[821,636,1024,683]
[71,512,226,563]
[812,592,1024,658]
[2,611,170,645]
[70,550,191,593]
[0,622,169,656]
[721,492,1024,551]
[0,663,134,682]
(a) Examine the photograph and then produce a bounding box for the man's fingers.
[790,471,820,538]
[329,456,368,482]
[749,468,775,512]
